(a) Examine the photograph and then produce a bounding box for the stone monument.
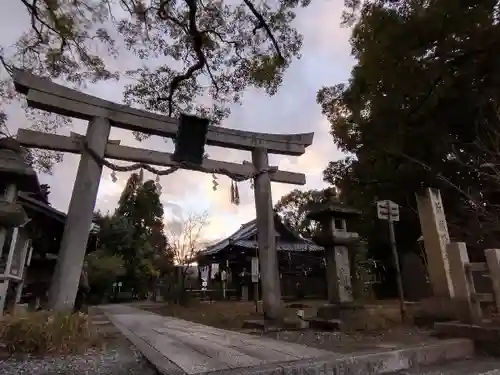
[0,137,39,314]
[416,188,454,298]
[307,191,361,319]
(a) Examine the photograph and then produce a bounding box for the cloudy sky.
[0,0,353,243]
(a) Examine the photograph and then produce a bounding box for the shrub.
[0,311,100,355]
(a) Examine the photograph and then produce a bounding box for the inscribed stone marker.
[416,188,454,298]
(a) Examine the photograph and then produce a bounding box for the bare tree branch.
[165,210,209,266]
[156,0,285,115]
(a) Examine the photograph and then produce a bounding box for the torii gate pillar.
[48,118,110,311]
[252,147,283,320]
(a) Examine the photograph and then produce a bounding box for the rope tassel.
[234,181,240,205]
[230,180,235,204]
[230,180,240,206]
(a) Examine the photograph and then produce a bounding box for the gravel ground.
[0,307,158,375]
[0,344,158,375]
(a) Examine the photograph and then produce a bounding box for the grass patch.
[140,300,408,332]
[141,301,263,330]
[0,311,101,355]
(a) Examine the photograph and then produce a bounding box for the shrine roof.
[200,213,323,256]
[18,193,100,258]
[18,192,100,230]
[18,192,66,224]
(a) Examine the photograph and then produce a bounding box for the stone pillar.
[252,147,282,320]
[416,188,454,298]
[447,242,479,323]
[49,117,111,312]
[241,285,249,301]
[335,245,353,303]
[14,278,25,305]
[325,245,353,304]
[485,249,500,316]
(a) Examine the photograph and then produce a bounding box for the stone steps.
[270,338,475,375]
[209,338,482,374]
[385,358,500,374]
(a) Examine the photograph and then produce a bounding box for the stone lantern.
[0,137,40,314]
[307,193,361,308]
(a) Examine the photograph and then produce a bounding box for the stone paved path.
[99,304,333,374]
[99,304,482,375]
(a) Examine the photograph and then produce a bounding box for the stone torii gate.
[12,70,314,319]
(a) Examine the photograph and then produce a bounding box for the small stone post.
[485,249,500,315]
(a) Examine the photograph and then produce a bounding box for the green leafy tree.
[94,213,136,256]
[115,173,143,220]
[274,188,336,238]
[318,0,500,256]
[1,0,312,170]
[85,249,126,302]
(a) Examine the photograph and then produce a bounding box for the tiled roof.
[200,215,323,256]
[234,240,322,252]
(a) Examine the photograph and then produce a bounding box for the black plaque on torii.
[172,114,209,166]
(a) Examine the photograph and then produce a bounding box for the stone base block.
[215,338,474,375]
[316,302,364,319]
[410,297,459,326]
[304,317,341,331]
[435,321,500,342]
[242,318,305,331]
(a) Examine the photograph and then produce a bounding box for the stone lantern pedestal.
[307,200,361,321]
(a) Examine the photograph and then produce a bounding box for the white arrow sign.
[376,200,400,222]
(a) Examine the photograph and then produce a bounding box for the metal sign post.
[251,257,259,312]
[221,269,227,300]
[376,200,406,321]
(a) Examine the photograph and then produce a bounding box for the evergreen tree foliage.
[274,188,338,239]
[319,1,500,259]
[94,172,173,296]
